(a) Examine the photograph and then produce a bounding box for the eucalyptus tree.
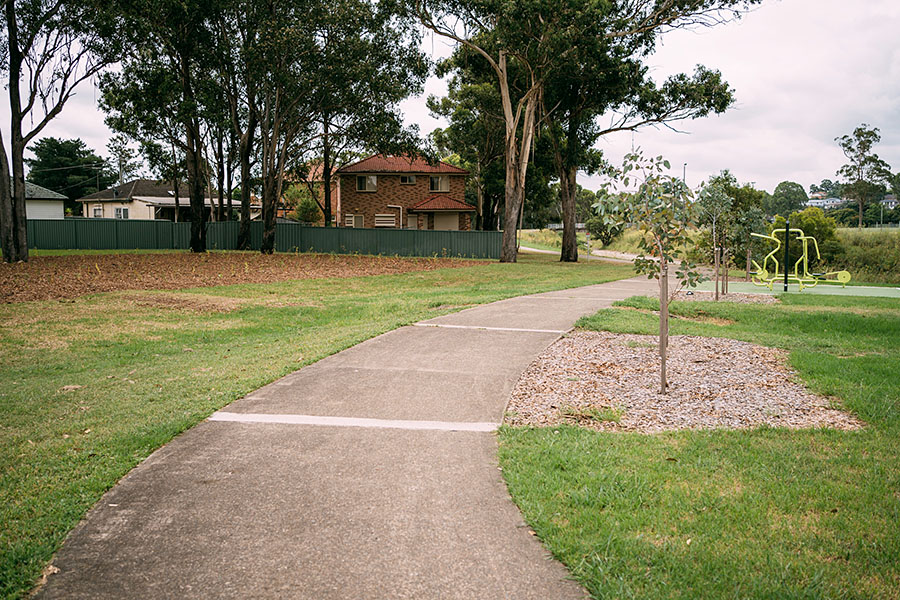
[212,0,264,248]
[102,0,222,252]
[547,61,735,262]
[428,57,505,230]
[596,150,703,394]
[836,124,892,228]
[250,2,323,253]
[414,0,760,263]
[696,181,732,300]
[299,0,428,228]
[1,0,122,262]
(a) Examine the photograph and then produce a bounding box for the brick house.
[336,154,473,230]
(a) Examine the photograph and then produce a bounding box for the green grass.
[500,293,900,599]
[0,252,633,599]
[519,229,590,254]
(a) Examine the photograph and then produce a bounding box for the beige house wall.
[83,201,155,219]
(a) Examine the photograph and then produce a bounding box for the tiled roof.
[338,154,468,175]
[408,196,475,212]
[78,179,191,201]
[15,179,67,200]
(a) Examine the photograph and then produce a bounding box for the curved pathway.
[38,276,655,599]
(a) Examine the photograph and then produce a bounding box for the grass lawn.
[519,229,591,254]
[499,293,900,599]
[0,252,633,599]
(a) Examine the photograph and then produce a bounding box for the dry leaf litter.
[506,331,862,433]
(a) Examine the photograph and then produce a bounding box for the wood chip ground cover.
[506,330,863,433]
[0,252,484,303]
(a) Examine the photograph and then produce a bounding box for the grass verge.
[500,293,900,599]
[0,253,634,599]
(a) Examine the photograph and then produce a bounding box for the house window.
[114,207,129,219]
[92,206,102,218]
[429,175,449,192]
[400,175,416,185]
[356,175,377,192]
[374,214,397,228]
[344,214,364,228]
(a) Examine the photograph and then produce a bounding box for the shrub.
[585,216,622,246]
[834,229,900,283]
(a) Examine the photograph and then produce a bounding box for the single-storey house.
[336,154,473,230]
[14,180,67,219]
[77,179,261,221]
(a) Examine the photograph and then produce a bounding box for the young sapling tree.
[595,149,704,394]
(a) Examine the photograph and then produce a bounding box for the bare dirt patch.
[127,293,248,313]
[0,252,485,303]
[506,330,863,433]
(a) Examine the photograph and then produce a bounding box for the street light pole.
[683,163,687,185]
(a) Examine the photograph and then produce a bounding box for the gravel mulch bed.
[673,290,777,304]
[506,331,863,433]
[0,252,485,303]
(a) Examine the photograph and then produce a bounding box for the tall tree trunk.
[659,257,669,395]
[236,111,256,250]
[260,184,277,253]
[171,144,180,223]
[179,49,206,252]
[3,1,29,262]
[322,115,332,227]
[498,54,537,263]
[184,119,207,252]
[205,145,217,223]
[501,169,525,262]
[559,165,578,262]
[474,161,483,230]
[216,130,225,222]
[226,129,234,221]
[0,131,14,261]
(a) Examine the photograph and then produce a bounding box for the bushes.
[584,216,622,246]
[834,229,900,283]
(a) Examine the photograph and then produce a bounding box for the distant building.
[15,179,67,219]
[77,179,260,221]
[882,194,898,210]
[806,197,845,210]
[336,154,473,230]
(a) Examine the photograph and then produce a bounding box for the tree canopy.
[836,123,892,228]
[765,181,808,218]
[24,138,116,212]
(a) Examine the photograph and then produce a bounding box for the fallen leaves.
[0,252,484,303]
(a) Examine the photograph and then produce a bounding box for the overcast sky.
[5,0,899,195]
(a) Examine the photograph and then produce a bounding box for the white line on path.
[209,411,498,432]
[413,323,566,334]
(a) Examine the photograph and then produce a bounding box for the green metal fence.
[26,218,501,259]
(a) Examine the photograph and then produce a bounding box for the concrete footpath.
[38,275,656,599]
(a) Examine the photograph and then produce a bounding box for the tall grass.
[835,228,900,283]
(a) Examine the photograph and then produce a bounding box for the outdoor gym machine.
[749,227,851,291]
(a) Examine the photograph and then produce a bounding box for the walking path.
[38,276,657,599]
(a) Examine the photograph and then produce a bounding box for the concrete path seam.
[413,323,567,334]
[209,411,498,432]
